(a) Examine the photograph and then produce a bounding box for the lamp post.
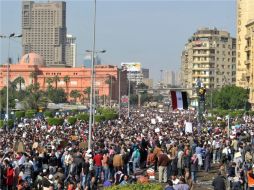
[88,0,97,150]
[86,49,106,128]
[128,77,131,118]
[1,33,22,127]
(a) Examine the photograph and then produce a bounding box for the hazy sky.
[0,0,236,82]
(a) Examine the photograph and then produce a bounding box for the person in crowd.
[212,171,226,190]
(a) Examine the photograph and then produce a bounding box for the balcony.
[192,74,210,78]
[245,45,251,52]
[244,60,251,65]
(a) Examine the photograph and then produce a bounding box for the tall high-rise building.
[180,28,236,104]
[141,68,149,79]
[83,54,101,68]
[66,34,76,67]
[245,20,254,105]
[22,1,67,66]
[163,70,177,87]
[236,0,254,87]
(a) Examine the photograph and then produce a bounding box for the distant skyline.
[0,0,236,82]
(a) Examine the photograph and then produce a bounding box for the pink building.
[0,53,127,103]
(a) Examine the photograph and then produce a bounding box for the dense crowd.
[0,108,254,190]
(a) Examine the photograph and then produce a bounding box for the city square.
[0,0,254,190]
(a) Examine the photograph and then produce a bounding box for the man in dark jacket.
[158,151,169,183]
[212,171,226,190]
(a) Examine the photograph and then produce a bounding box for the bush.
[44,111,54,118]
[25,110,36,118]
[0,120,3,128]
[77,114,89,122]
[104,113,118,120]
[95,115,105,123]
[0,119,14,128]
[47,118,64,126]
[106,184,163,190]
[68,117,77,125]
[15,111,25,120]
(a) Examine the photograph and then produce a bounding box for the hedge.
[47,118,64,126]
[68,117,77,125]
[104,113,118,120]
[25,110,37,118]
[0,119,14,128]
[15,111,25,120]
[106,184,163,190]
[44,111,54,118]
[95,115,105,123]
[77,114,89,122]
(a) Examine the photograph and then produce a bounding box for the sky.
[0,0,236,82]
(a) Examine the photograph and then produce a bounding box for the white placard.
[185,122,193,133]
[151,119,156,125]
[158,117,162,123]
[155,128,160,133]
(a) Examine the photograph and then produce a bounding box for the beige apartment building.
[236,0,254,87]
[180,28,236,105]
[245,20,254,105]
[22,1,67,66]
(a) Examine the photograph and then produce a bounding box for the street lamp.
[1,33,22,127]
[86,49,106,127]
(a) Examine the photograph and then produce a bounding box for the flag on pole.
[170,91,188,110]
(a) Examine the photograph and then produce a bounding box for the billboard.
[121,62,141,72]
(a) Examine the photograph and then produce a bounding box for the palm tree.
[70,90,81,104]
[83,87,91,101]
[53,75,60,89]
[46,78,53,89]
[13,76,25,91]
[63,75,70,95]
[29,71,37,84]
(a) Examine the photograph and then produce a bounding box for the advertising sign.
[121,62,141,72]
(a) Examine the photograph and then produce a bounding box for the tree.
[29,71,37,84]
[13,76,25,91]
[63,75,70,95]
[70,90,81,104]
[83,87,91,101]
[206,85,249,110]
[46,78,53,89]
[53,75,60,89]
[46,88,67,104]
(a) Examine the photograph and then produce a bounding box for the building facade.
[180,28,236,104]
[163,70,180,87]
[22,1,67,66]
[236,0,254,87]
[0,53,127,102]
[245,20,254,105]
[66,34,76,67]
[141,68,149,79]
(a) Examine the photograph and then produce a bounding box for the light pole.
[88,0,97,150]
[127,77,131,118]
[1,33,22,127]
[86,49,106,127]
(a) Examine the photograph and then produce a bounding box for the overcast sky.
[0,0,236,82]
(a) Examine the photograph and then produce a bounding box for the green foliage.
[44,111,54,118]
[46,88,67,104]
[15,111,25,120]
[0,120,3,128]
[95,115,105,122]
[47,118,64,126]
[106,184,163,190]
[104,113,118,120]
[206,85,249,110]
[68,117,77,125]
[0,120,14,128]
[70,90,81,103]
[77,114,89,121]
[25,110,37,118]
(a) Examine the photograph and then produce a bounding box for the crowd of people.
[0,108,254,190]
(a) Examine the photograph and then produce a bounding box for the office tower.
[141,68,149,79]
[22,1,67,66]
[83,54,101,68]
[66,34,76,67]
